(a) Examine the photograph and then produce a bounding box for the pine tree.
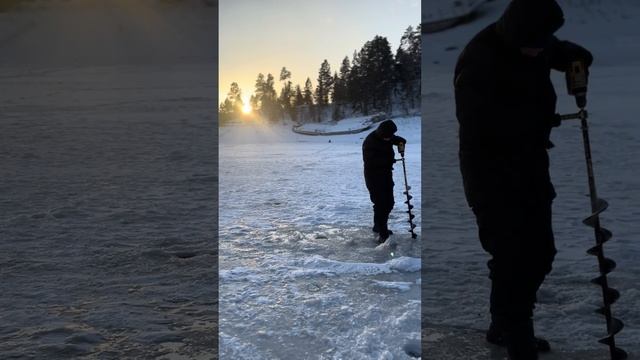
[359,36,395,113]
[348,50,365,114]
[262,73,279,121]
[278,67,294,120]
[227,82,244,118]
[330,72,340,104]
[253,73,266,112]
[294,85,304,107]
[303,78,314,106]
[315,59,333,106]
[219,98,233,124]
[334,56,350,106]
[249,94,258,113]
[395,26,421,112]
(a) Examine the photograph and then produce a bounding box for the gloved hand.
[397,142,406,156]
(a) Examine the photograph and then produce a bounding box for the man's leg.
[474,201,556,359]
[366,174,394,240]
[365,174,380,232]
[376,177,395,240]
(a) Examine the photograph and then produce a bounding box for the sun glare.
[242,103,252,114]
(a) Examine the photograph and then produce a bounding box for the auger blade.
[609,317,625,335]
[598,227,613,243]
[410,223,417,230]
[406,195,413,200]
[598,319,624,346]
[406,204,414,210]
[595,198,609,212]
[587,244,602,256]
[601,257,617,275]
[411,233,417,239]
[590,275,606,286]
[604,288,621,305]
[583,198,609,227]
[404,200,412,205]
[583,215,597,227]
[405,186,411,191]
[408,214,415,220]
[612,347,628,360]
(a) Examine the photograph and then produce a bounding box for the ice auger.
[397,142,418,239]
[560,60,627,360]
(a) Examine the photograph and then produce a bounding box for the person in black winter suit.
[362,119,406,244]
[454,1,592,359]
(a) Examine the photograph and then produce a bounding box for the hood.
[496,0,565,49]
[375,119,397,138]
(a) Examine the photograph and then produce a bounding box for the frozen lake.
[219,117,422,359]
[0,1,217,358]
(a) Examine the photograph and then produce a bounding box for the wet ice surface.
[0,1,217,359]
[423,0,640,358]
[219,118,421,359]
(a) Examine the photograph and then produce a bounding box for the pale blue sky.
[219,0,420,104]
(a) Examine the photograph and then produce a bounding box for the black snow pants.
[364,170,394,235]
[472,200,557,325]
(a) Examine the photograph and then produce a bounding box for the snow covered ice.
[422,1,640,358]
[219,117,421,359]
[0,1,217,358]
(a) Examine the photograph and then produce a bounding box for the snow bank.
[293,114,382,135]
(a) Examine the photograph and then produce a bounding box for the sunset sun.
[242,103,252,114]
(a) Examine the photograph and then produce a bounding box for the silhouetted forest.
[219,25,421,124]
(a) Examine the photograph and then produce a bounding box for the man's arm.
[548,38,593,72]
[391,135,406,145]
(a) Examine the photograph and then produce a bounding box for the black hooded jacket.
[363,120,406,177]
[454,0,592,208]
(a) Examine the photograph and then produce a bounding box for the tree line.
[219,25,421,124]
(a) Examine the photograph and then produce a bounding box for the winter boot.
[372,225,392,235]
[487,321,550,352]
[377,230,390,244]
[505,319,539,360]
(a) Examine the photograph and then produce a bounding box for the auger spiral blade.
[604,288,621,305]
[583,198,609,227]
[565,105,627,359]
[591,275,606,286]
[398,152,418,240]
[599,317,625,343]
[612,348,628,360]
[598,228,613,243]
[587,244,602,256]
[601,258,617,275]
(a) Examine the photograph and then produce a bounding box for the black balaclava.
[496,0,565,49]
[376,120,397,139]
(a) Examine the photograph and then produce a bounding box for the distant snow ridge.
[293,114,387,136]
[422,0,485,33]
